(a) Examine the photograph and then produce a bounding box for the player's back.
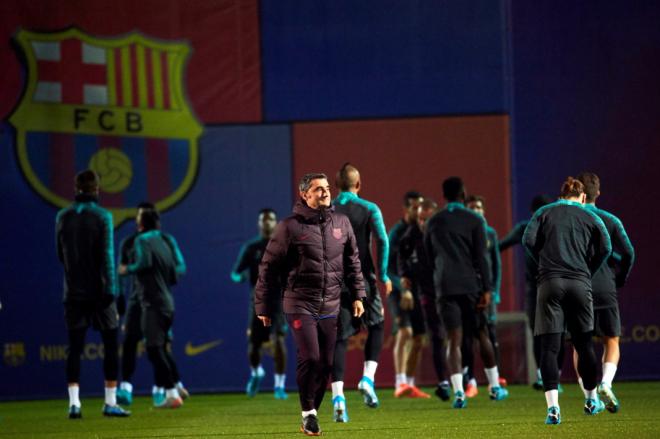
[134,231,178,311]
[56,201,112,302]
[426,203,489,295]
[334,192,376,280]
[529,201,607,284]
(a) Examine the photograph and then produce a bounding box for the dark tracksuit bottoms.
[287,314,337,411]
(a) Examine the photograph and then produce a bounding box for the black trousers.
[67,328,118,383]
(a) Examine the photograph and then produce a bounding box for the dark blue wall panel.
[0,123,295,398]
[511,1,660,379]
[261,0,509,121]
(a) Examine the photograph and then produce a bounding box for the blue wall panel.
[261,0,509,121]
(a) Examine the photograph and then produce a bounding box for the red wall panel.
[293,115,516,386]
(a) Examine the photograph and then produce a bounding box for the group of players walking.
[56,170,189,419]
[56,166,634,434]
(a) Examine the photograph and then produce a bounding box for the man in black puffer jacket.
[255,173,366,437]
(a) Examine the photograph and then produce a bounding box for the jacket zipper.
[319,217,327,315]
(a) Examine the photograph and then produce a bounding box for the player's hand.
[400,277,412,291]
[383,280,393,296]
[477,291,491,310]
[400,290,414,310]
[258,315,272,327]
[118,264,128,275]
[353,300,365,318]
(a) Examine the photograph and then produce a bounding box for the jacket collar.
[293,199,334,224]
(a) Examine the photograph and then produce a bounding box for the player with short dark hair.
[396,198,449,400]
[424,177,508,409]
[56,169,129,419]
[462,195,507,397]
[231,208,288,400]
[573,172,634,413]
[255,173,365,436]
[523,177,612,425]
[387,191,432,397]
[330,163,392,421]
[118,207,187,409]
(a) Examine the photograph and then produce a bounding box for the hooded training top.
[56,194,116,303]
[333,191,390,285]
[424,202,492,296]
[126,230,186,312]
[584,204,634,300]
[522,200,612,286]
[254,200,366,317]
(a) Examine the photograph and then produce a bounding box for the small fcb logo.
[3,342,26,367]
[332,228,343,239]
[9,28,203,226]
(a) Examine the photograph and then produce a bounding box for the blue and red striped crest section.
[9,28,203,226]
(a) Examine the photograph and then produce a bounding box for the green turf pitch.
[1,382,659,438]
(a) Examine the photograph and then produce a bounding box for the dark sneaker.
[68,405,82,419]
[102,404,131,417]
[435,382,451,401]
[532,379,544,390]
[301,414,321,436]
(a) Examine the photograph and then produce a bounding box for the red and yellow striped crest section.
[108,43,179,110]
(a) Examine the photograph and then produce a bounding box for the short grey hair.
[299,173,328,192]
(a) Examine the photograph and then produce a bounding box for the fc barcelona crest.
[9,28,203,226]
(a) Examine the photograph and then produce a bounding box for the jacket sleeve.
[231,242,251,283]
[396,228,415,280]
[163,233,187,275]
[100,210,118,296]
[127,236,152,274]
[588,214,612,276]
[499,222,526,251]
[387,226,402,290]
[254,222,290,316]
[522,213,543,265]
[343,219,366,300]
[472,219,492,293]
[610,217,635,288]
[368,203,390,283]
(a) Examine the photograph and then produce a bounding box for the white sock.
[462,366,469,375]
[577,377,589,398]
[104,387,117,406]
[302,409,317,418]
[274,374,286,388]
[536,368,542,381]
[176,381,185,389]
[251,365,264,376]
[586,387,597,400]
[439,380,449,387]
[331,381,344,399]
[484,366,500,389]
[602,362,617,387]
[468,378,477,388]
[395,373,406,387]
[407,376,415,387]
[166,387,181,399]
[450,373,464,394]
[68,385,81,407]
[120,382,133,392]
[363,361,378,381]
[544,389,559,408]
